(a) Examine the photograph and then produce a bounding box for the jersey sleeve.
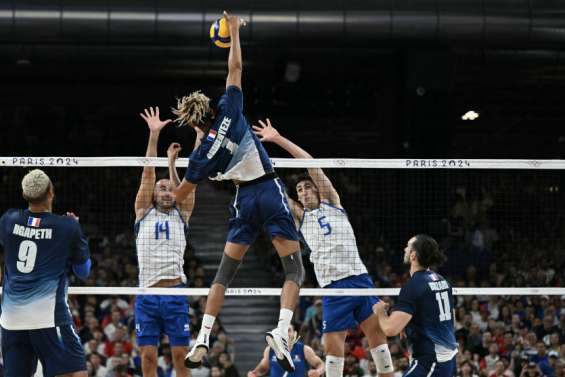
[393,281,417,315]
[70,221,90,264]
[184,141,221,183]
[226,85,243,112]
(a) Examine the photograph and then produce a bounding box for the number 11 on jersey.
[435,291,452,321]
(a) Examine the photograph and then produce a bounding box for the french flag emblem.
[206,129,217,142]
[430,273,439,281]
[27,217,41,227]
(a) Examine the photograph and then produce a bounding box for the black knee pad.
[212,253,242,288]
[280,251,305,286]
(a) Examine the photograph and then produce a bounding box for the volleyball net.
[1,156,564,297]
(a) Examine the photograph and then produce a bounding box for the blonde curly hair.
[172,90,211,127]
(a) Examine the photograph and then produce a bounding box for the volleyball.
[210,18,231,48]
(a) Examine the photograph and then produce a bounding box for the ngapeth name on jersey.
[12,224,53,240]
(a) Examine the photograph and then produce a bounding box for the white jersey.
[299,202,368,287]
[135,207,188,288]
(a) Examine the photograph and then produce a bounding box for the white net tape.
[53,287,565,296]
[2,156,565,169]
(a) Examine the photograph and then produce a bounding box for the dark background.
[1,0,565,159]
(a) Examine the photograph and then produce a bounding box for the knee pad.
[212,253,242,288]
[280,251,305,286]
[371,344,394,374]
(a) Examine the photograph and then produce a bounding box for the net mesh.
[1,159,564,376]
[0,161,564,289]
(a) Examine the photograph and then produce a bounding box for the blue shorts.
[135,289,190,347]
[227,177,299,245]
[1,324,86,377]
[322,274,379,333]
[404,358,456,377]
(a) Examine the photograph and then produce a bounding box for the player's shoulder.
[1,208,22,219]
[320,200,345,212]
[50,213,81,230]
[217,86,243,111]
[402,272,428,294]
[0,208,28,226]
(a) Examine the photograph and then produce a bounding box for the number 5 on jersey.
[435,291,452,322]
[317,216,332,236]
[17,240,38,273]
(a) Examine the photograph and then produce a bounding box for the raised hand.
[223,10,246,29]
[65,212,80,222]
[194,126,205,140]
[140,106,172,134]
[167,142,182,160]
[252,119,280,143]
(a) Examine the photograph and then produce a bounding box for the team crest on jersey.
[27,217,41,227]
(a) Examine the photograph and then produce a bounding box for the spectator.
[88,353,108,377]
[219,352,239,377]
[484,343,501,374]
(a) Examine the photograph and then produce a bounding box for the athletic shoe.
[184,338,209,368]
[266,328,295,372]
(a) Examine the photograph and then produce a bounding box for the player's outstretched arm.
[247,347,270,377]
[373,301,412,337]
[135,107,172,219]
[167,143,195,223]
[224,10,245,90]
[253,118,341,206]
[304,345,325,377]
[169,161,197,205]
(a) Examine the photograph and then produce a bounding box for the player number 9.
[17,240,38,273]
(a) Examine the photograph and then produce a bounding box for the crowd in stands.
[281,179,565,377]
[1,169,564,376]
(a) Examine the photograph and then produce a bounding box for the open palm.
[252,118,279,143]
[140,106,172,133]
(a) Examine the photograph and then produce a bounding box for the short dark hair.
[411,234,446,268]
[294,173,316,189]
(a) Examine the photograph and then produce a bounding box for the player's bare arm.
[253,118,341,206]
[167,143,195,223]
[304,345,325,377]
[224,11,245,90]
[247,347,271,377]
[372,301,412,337]
[135,106,172,220]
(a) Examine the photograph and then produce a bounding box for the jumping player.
[253,119,394,377]
[168,11,303,372]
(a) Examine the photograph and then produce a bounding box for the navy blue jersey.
[185,86,273,183]
[0,209,90,330]
[270,342,307,377]
[393,270,457,362]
